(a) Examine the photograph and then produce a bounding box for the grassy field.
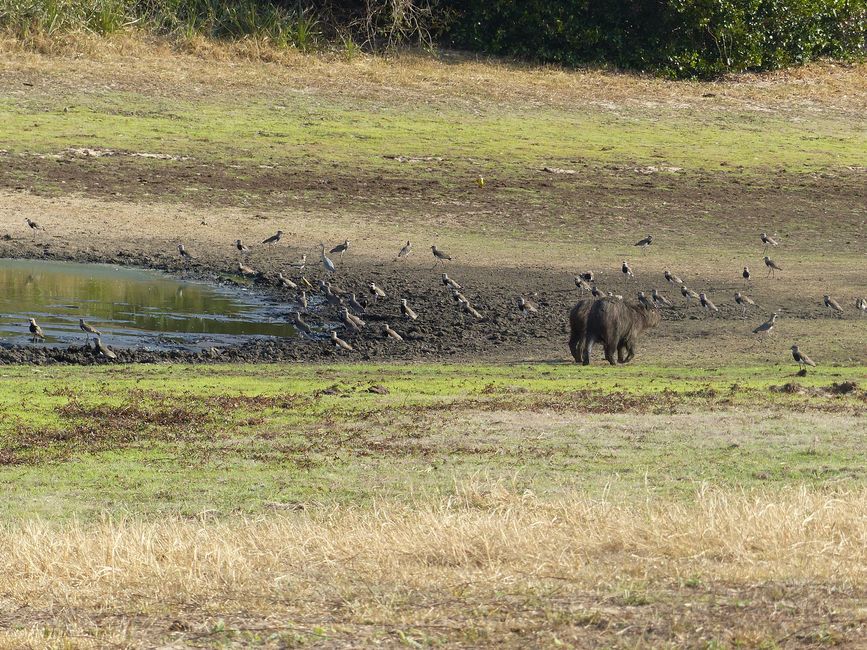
[0,37,865,647]
[0,362,865,647]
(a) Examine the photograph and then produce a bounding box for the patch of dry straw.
[2,484,864,621]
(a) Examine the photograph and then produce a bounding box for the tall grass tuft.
[0,0,322,49]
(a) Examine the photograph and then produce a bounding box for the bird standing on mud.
[25,218,41,235]
[699,293,718,313]
[764,256,781,277]
[791,344,816,371]
[368,282,386,302]
[761,232,779,251]
[664,270,682,285]
[94,337,117,360]
[637,291,654,309]
[823,295,844,314]
[276,272,297,289]
[442,273,462,290]
[591,286,605,298]
[331,330,353,351]
[79,318,101,341]
[742,266,751,285]
[349,293,366,314]
[292,311,312,335]
[621,261,634,280]
[400,299,418,320]
[28,318,45,343]
[237,261,255,276]
[734,292,755,317]
[681,285,699,305]
[651,289,672,308]
[634,235,653,251]
[339,308,361,332]
[235,239,249,254]
[431,245,452,266]
[857,297,867,315]
[459,298,483,320]
[753,312,777,336]
[177,243,191,261]
[574,276,591,293]
[517,296,538,315]
[384,323,403,341]
[320,244,336,273]
[397,241,412,259]
[262,230,283,245]
[330,239,350,256]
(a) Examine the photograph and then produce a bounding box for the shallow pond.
[0,259,296,350]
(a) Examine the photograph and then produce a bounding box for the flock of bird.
[19,218,866,369]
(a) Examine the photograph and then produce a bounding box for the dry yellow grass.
[1,484,865,647]
[2,31,865,113]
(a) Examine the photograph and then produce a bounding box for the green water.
[0,259,296,350]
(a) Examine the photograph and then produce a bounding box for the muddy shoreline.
[0,247,574,365]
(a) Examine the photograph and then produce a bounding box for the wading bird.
[177,243,191,260]
[277,272,297,290]
[621,261,634,279]
[734,292,755,317]
[652,289,672,308]
[431,245,452,266]
[591,286,604,298]
[331,330,353,351]
[349,293,366,314]
[517,296,538,315]
[459,298,483,320]
[368,282,386,302]
[761,232,778,251]
[28,318,45,343]
[699,292,718,313]
[397,241,412,259]
[296,291,308,310]
[823,294,844,314]
[340,308,361,333]
[753,312,777,336]
[791,344,816,371]
[292,311,311,335]
[235,239,249,254]
[442,273,462,290]
[79,318,100,341]
[262,230,283,245]
[575,276,591,293]
[325,287,343,307]
[634,235,653,251]
[330,239,350,256]
[664,270,682,285]
[742,266,751,285]
[681,285,699,305]
[637,291,654,309]
[25,218,41,235]
[290,254,307,271]
[320,244,336,274]
[237,261,255,276]
[94,337,117,360]
[400,299,418,320]
[764,256,781,277]
[857,297,867,315]
[384,323,403,341]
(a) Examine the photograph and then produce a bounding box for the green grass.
[2,90,864,175]
[1,362,863,520]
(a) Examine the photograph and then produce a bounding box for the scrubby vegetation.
[1,0,864,76]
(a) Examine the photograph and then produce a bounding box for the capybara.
[568,298,660,365]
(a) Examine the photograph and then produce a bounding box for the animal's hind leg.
[624,342,636,363]
[568,331,581,363]
[582,338,593,365]
[603,341,617,366]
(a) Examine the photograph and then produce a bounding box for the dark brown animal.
[568,298,660,365]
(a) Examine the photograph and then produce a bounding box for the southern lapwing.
[791,344,816,370]
[262,230,283,245]
[400,299,418,320]
[79,318,101,341]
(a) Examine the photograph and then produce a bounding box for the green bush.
[439,0,866,77]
